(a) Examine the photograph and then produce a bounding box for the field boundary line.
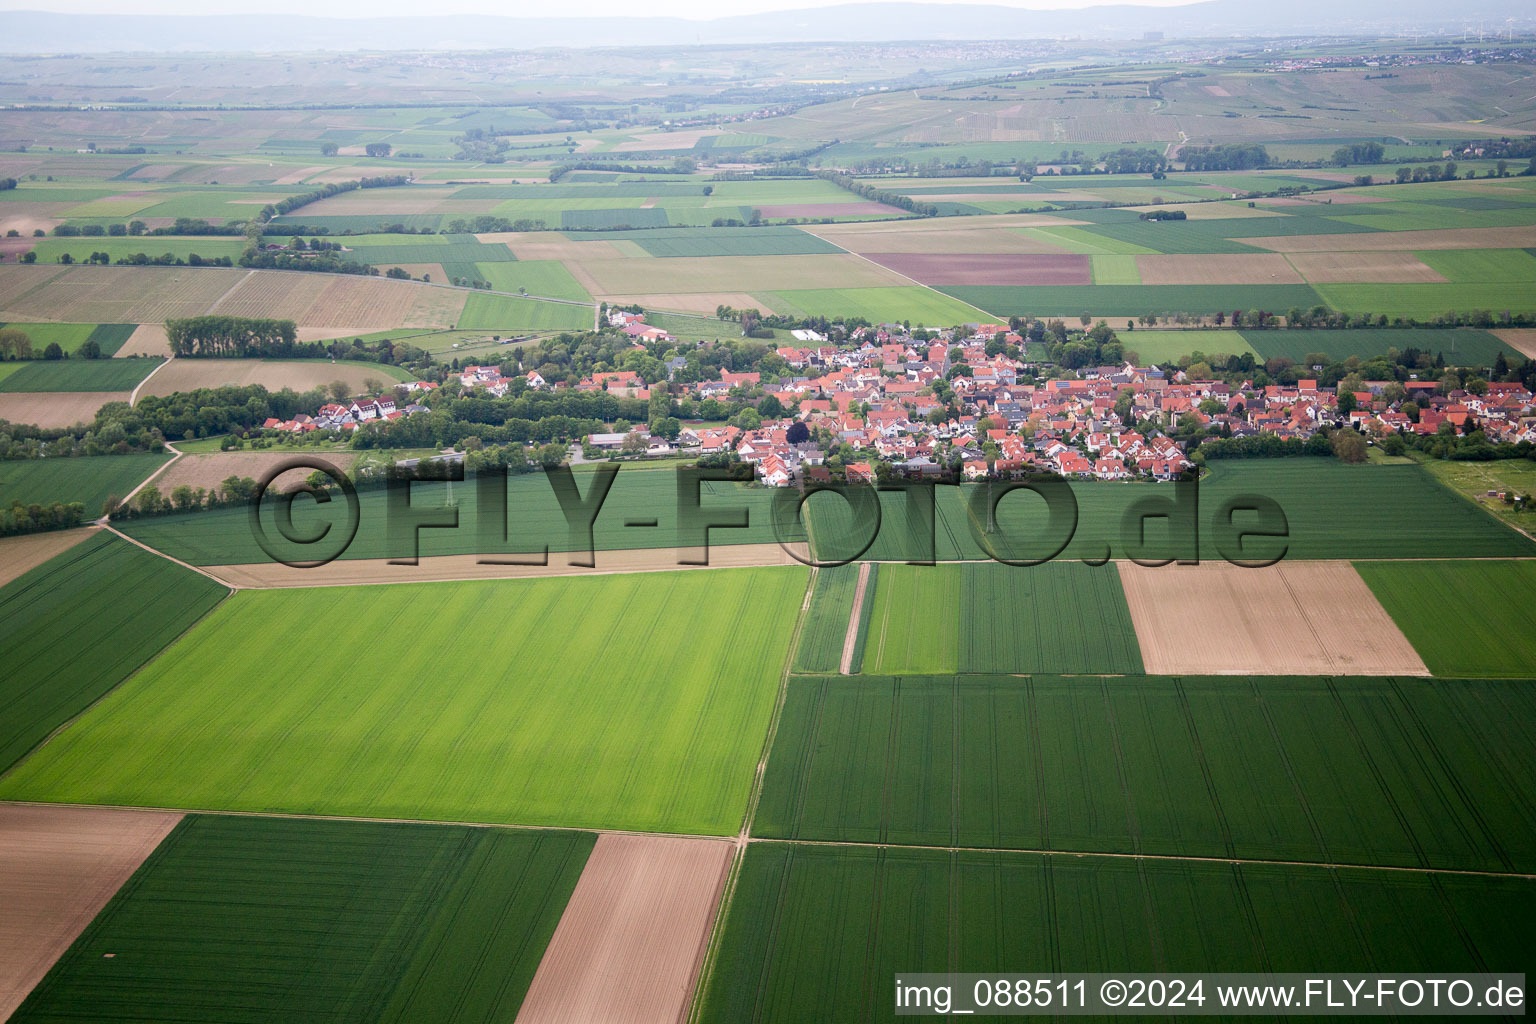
[797,224,999,321]
[205,268,256,315]
[0,587,233,786]
[838,560,871,675]
[687,566,816,1024]
[128,354,173,405]
[100,520,237,589]
[13,798,1536,883]
[108,440,184,515]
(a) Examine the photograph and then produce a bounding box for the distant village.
[257,308,1536,488]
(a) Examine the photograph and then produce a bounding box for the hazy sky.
[2,0,1196,18]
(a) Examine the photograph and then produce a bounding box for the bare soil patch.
[1243,225,1536,253]
[478,233,624,262]
[116,324,170,358]
[0,804,182,1020]
[139,358,400,399]
[1288,251,1448,284]
[0,527,97,588]
[0,392,126,428]
[1117,560,1429,676]
[208,541,803,588]
[1493,329,1536,359]
[514,834,733,1024]
[865,251,1091,285]
[152,451,359,495]
[1136,253,1303,285]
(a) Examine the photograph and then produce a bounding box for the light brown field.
[1117,560,1430,676]
[0,265,69,310]
[1242,225,1536,253]
[602,291,775,316]
[808,224,1067,254]
[0,205,68,236]
[576,253,908,295]
[369,262,446,283]
[1493,329,1536,359]
[0,392,125,427]
[0,527,96,587]
[289,188,459,216]
[514,834,733,1024]
[116,323,170,357]
[0,804,183,1020]
[476,232,625,261]
[613,128,713,151]
[0,266,245,323]
[271,165,329,185]
[211,271,467,329]
[152,450,360,496]
[207,540,804,588]
[1136,253,1303,285]
[296,326,388,342]
[138,358,401,399]
[1288,251,1449,284]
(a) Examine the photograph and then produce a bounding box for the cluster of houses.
[260,382,436,434]
[463,314,1536,487]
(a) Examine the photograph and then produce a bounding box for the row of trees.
[815,169,938,217]
[1179,144,1270,171]
[1,499,86,537]
[165,316,300,358]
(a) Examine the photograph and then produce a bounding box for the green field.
[12,814,591,1024]
[698,844,1535,1023]
[1090,253,1141,284]
[339,234,517,264]
[26,236,247,264]
[1314,282,1536,319]
[456,291,593,331]
[805,461,1536,563]
[1121,329,1258,363]
[941,283,1326,318]
[864,561,1141,675]
[1416,456,1536,532]
[770,285,988,325]
[1238,327,1520,366]
[562,207,670,229]
[0,453,171,517]
[0,567,809,834]
[0,322,136,357]
[0,532,228,773]
[1416,247,1536,284]
[791,563,860,674]
[1355,560,1536,677]
[754,675,1536,871]
[476,260,592,301]
[0,357,163,393]
[121,464,782,565]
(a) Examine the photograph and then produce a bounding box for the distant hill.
[2,0,1532,53]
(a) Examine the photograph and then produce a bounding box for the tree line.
[165,316,300,358]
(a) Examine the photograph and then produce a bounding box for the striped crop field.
[696,844,1534,1024]
[11,814,592,1024]
[753,675,1536,871]
[864,561,1141,675]
[1354,560,1536,677]
[0,453,170,519]
[791,563,860,674]
[0,532,228,774]
[0,567,809,835]
[804,461,1536,563]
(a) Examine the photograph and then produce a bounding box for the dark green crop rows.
[698,843,1535,1024]
[12,814,593,1024]
[0,532,227,773]
[755,675,1536,872]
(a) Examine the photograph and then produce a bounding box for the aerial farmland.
[1,3,1535,1022]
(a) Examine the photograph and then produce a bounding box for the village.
[252,308,1536,488]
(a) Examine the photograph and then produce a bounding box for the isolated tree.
[328,379,350,402]
[43,341,64,360]
[321,142,339,157]
[786,420,810,445]
[1332,427,1367,464]
[364,142,392,158]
